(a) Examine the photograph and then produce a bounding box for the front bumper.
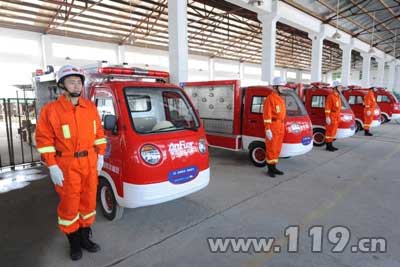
[336,128,355,139]
[117,168,210,208]
[280,142,313,157]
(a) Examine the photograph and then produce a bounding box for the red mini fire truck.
[371,87,400,123]
[342,86,381,131]
[181,80,313,167]
[286,82,356,146]
[34,65,210,220]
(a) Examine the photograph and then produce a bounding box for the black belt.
[56,150,89,158]
[272,118,283,122]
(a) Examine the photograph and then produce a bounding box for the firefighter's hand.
[266,129,273,141]
[97,155,104,175]
[326,117,331,125]
[367,110,371,116]
[48,165,64,186]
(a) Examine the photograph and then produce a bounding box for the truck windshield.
[390,91,399,103]
[124,87,200,134]
[281,89,307,117]
[339,91,351,110]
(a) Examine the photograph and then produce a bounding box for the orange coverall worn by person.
[325,81,343,152]
[363,88,376,136]
[263,77,287,178]
[35,65,107,261]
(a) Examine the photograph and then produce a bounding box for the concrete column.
[309,32,326,82]
[117,45,126,65]
[361,52,371,88]
[209,57,215,80]
[375,58,385,87]
[41,34,50,68]
[258,12,279,84]
[239,61,244,80]
[168,0,188,84]
[387,61,396,90]
[340,43,353,86]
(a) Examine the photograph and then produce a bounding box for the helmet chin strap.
[67,91,81,97]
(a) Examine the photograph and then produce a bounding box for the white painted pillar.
[239,61,244,80]
[41,34,50,69]
[375,58,385,87]
[387,61,396,90]
[168,0,188,84]
[117,45,126,65]
[209,57,215,80]
[361,52,371,88]
[258,11,279,84]
[281,68,287,80]
[309,32,326,82]
[340,43,353,86]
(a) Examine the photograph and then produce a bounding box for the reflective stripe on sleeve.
[37,146,56,153]
[94,138,107,145]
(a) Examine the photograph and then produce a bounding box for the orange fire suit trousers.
[265,121,285,164]
[54,152,98,234]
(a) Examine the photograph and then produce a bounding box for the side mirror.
[104,115,117,133]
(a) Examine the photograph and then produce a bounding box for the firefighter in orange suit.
[325,80,342,152]
[263,77,287,178]
[363,87,376,136]
[35,65,107,261]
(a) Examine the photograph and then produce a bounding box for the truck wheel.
[355,121,362,133]
[380,114,388,124]
[249,142,266,167]
[313,128,326,146]
[98,178,124,221]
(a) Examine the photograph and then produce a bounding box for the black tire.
[312,128,326,146]
[380,114,389,124]
[248,142,266,167]
[355,121,362,133]
[98,178,124,221]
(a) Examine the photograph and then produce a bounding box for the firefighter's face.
[63,76,83,94]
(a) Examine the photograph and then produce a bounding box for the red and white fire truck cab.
[342,86,381,131]
[287,82,356,146]
[372,87,400,123]
[82,66,210,220]
[181,80,313,167]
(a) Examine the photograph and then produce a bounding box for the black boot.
[80,227,101,253]
[331,142,339,151]
[364,129,373,136]
[266,164,275,178]
[272,165,284,175]
[326,142,335,152]
[66,230,82,261]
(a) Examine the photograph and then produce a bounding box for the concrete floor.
[1,122,400,267]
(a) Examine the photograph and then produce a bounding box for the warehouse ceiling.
[0,0,397,73]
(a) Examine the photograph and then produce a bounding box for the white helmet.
[332,80,342,87]
[272,76,285,86]
[56,64,85,87]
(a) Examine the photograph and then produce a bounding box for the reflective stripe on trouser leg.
[325,120,338,143]
[265,123,285,164]
[79,155,99,228]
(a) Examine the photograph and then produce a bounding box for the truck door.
[93,87,123,191]
[306,91,326,126]
[242,88,269,139]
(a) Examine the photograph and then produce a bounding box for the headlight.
[342,114,352,122]
[140,144,161,165]
[199,138,207,154]
[394,105,400,111]
[290,123,301,134]
[374,109,380,116]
